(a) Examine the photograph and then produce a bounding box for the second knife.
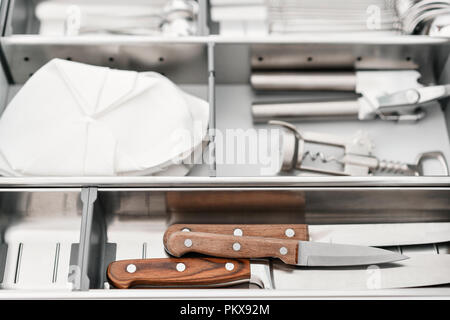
[164,223,450,247]
[107,254,450,290]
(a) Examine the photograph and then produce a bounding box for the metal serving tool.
[272,120,449,176]
[251,71,450,122]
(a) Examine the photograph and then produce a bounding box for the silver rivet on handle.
[176,263,186,272]
[285,228,295,237]
[233,242,241,251]
[225,262,235,271]
[126,264,137,273]
[184,239,193,247]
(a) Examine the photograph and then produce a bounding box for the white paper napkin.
[0,59,209,176]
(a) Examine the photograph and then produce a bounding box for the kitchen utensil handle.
[163,224,309,247]
[251,72,357,91]
[251,100,360,123]
[107,257,250,289]
[166,232,299,265]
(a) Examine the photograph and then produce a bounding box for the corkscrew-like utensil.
[271,120,449,176]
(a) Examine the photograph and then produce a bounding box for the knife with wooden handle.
[165,223,450,247]
[107,254,450,290]
[107,257,251,289]
[165,231,408,267]
[163,224,309,248]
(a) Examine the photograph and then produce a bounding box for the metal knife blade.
[165,223,450,247]
[271,254,450,290]
[309,222,450,247]
[165,231,408,267]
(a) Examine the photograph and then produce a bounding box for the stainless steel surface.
[1,176,450,187]
[215,82,450,177]
[97,188,450,224]
[1,287,450,299]
[2,36,449,87]
[89,188,450,296]
[272,254,450,290]
[242,37,449,75]
[309,222,450,246]
[252,100,361,123]
[249,259,273,289]
[1,37,209,84]
[297,241,408,267]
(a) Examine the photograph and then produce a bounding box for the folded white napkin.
[0,59,209,176]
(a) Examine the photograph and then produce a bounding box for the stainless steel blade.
[309,223,450,247]
[297,241,408,266]
[272,254,450,290]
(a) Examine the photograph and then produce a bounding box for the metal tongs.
[272,120,449,176]
[252,71,450,123]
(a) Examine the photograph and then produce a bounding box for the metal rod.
[142,242,148,259]
[251,72,357,91]
[52,243,61,283]
[252,100,360,123]
[14,243,23,284]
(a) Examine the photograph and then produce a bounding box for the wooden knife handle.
[163,224,309,247]
[107,257,251,289]
[166,231,299,265]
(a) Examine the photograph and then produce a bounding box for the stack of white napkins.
[0,59,209,176]
[35,0,168,36]
[210,0,268,36]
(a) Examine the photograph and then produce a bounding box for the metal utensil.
[272,254,450,290]
[251,72,450,122]
[165,231,408,267]
[398,0,450,34]
[272,120,449,176]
